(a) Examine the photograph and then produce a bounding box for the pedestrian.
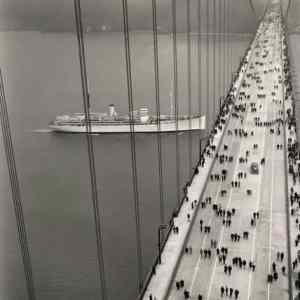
[184,289,190,299]
[198,294,203,300]
[267,274,273,283]
[276,251,280,261]
[224,265,228,274]
[234,289,239,299]
[221,286,225,297]
[272,262,276,272]
[230,288,233,297]
[180,280,184,288]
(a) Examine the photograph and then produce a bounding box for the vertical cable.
[226,0,230,90]
[197,0,203,147]
[225,0,228,92]
[121,0,143,290]
[279,7,293,300]
[0,69,36,300]
[172,0,181,207]
[206,0,210,132]
[213,0,216,123]
[187,0,192,175]
[73,1,107,299]
[223,0,226,96]
[152,0,165,226]
[218,0,222,107]
[229,0,233,81]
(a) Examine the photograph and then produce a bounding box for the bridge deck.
[166,6,289,300]
[143,1,296,300]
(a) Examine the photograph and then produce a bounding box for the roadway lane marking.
[246,69,270,300]
[267,78,277,300]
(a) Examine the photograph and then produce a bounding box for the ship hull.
[49,116,205,133]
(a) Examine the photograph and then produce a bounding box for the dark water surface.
[0,31,250,299]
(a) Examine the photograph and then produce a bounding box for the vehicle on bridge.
[250,162,259,174]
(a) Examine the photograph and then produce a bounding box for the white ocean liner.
[49,105,206,133]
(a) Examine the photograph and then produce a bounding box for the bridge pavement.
[166,4,290,300]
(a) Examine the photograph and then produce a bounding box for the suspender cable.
[227,0,230,91]
[73,1,108,299]
[212,0,216,123]
[226,0,229,93]
[230,3,232,83]
[286,0,291,21]
[0,69,36,300]
[121,0,143,291]
[217,2,221,112]
[151,0,165,225]
[186,0,192,175]
[0,79,35,300]
[171,0,181,207]
[206,0,210,133]
[197,0,202,148]
[223,0,226,97]
[229,0,233,82]
[219,0,223,109]
[225,0,227,93]
[279,8,293,300]
[0,85,35,300]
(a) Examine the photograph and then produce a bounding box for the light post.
[158,224,168,264]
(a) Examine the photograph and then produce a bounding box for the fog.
[0,0,295,33]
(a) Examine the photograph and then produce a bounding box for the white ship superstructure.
[49,105,206,133]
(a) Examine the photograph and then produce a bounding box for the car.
[250,162,259,174]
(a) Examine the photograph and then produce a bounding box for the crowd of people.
[148,5,295,300]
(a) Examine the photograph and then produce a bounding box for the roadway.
[166,2,289,300]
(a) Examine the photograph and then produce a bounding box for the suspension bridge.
[0,0,299,300]
[142,1,298,300]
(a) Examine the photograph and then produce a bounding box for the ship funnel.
[140,107,149,123]
[109,104,117,117]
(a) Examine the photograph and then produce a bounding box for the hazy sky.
[0,0,296,32]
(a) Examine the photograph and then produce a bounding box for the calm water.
[0,31,250,300]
